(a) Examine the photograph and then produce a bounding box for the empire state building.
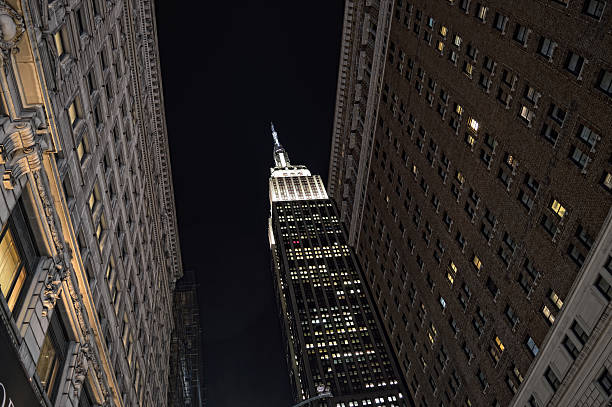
[268,125,409,406]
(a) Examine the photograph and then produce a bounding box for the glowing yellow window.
[473,255,482,270]
[495,336,505,352]
[440,26,448,36]
[68,102,78,126]
[88,190,96,211]
[54,30,64,56]
[447,272,454,285]
[456,172,465,184]
[466,134,475,147]
[449,261,458,273]
[454,34,462,47]
[465,62,473,76]
[0,226,26,312]
[507,154,517,167]
[550,291,563,309]
[468,117,479,132]
[437,41,445,52]
[551,200,566,218]
[542,305,555,324]
[455,104,464,115]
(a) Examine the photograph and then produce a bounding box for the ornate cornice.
[0,0,25,58]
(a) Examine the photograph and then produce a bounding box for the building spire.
[271,122,281,148]
[271,122,290,168]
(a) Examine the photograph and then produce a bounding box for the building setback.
[0,0,181,406]
[328,0,612,406]
[168,270,205,407]
[268,125,409,407]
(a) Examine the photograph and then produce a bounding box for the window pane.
[0,228,22,299]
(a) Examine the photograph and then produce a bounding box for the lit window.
[437,40,445,52]
[449,261,458,273]
[68,101,78,127]
[464,62,474,76]
[542,305,555,324]
[454,34,462,47]
[0,226,26,312]
[473,255,482,270]
[455,103,464,115]
[54,30,66,57]
[520,105,535,124]
[466,134,475,147]
[456,171,465,184]
[468,117,479,132]
[477,4,488,21]
[495,336,505,352]
[440,26,448,36]
[551,199,566,218]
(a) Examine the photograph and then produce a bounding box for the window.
[454,34,463,47]
[571,320,589,345]
[0,201,37,313]
[468,117,479,132]
[542,305,555,324]
[565,52,585,77]
[526,336,539,357]
[68,98,82,128]
[562,336,580,359]
[538,37,557,59]
[484,56,496,73]
[541,124,559,145]
[597,70,612,96]
[505,305,519,328]
[36,306,70,402]
[570,146,590,170]
[76,7,88,36]
[513,24,530,46]
[551,199,566,218]
[550,291,564,309]
[544,367,561,391]
[53,28,68,58]
[541,215,557,236]
[583,0,606,19]
[598,369,612,396]
[460,0,471,12]
[519,105,535,125]
[549,104,566,125]
[525,86,541,105]
[493,13,508,32]
[440,25,448,36]
[595,275,612,300]
[577,124,599,149]
[477,4,488,21]
[473,255,482,271]
[76,133,89,164]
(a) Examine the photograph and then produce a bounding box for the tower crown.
[271,122,291,168]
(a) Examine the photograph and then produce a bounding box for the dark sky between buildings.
[156,2,345,406]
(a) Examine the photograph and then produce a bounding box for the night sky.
[156,2,345,406]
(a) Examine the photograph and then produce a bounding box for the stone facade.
[328,0,611,405]
[0,0,181,405]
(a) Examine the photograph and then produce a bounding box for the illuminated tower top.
[269,123,328,202]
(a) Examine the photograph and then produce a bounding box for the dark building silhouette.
[268,125,409,406]
[169,270,205,406]
[327,1,612,406]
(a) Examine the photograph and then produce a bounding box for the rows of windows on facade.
[0,0,179,406]
[328,0,611,407]
[268,132,411,407]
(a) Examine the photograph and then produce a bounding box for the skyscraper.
[328,1,611,406]
[168,269,205,407]
[0,0,181,406]
[268,124,409,407]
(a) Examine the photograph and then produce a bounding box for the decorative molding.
[71,342,90,396]
[0,0,25,58]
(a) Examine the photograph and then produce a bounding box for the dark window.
[583,0,606,19]
[571,320,589,345]
[562,336,580,359]
[595,275,612,300]
[599,369,612,396]
[544,367,561,391]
